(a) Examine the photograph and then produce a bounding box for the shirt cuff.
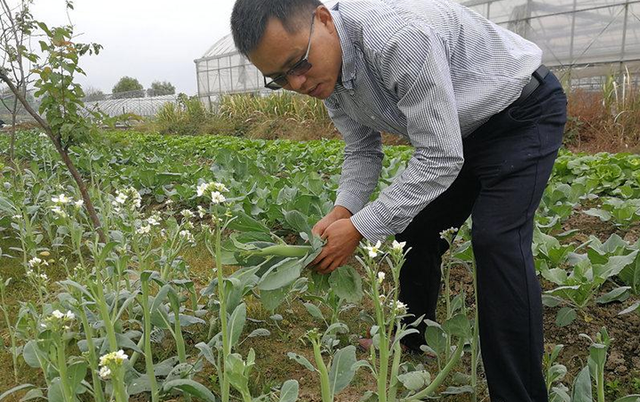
[334,190,368,216]
[350,203,396,243]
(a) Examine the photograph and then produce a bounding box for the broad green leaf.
[67,362,87,391]
[284,210,312,235]
[304,302,324,320]
[279,380,299,402]
[328,345,357,395]
[47,379,64,402]
[287,352,315,372]
[442,314,471,339]
[228,303,247,345]
[397,371,431,391]
[614,395,640,402]
[227,211,270,234]
[556,307,577,327]
[619,300,640,315]
[583,209,612,221]
[248,328,271,338]
[329,265,363,303]
[571,366,592,402]
[258,258,303,291]
[163,379,217,402]
[596,287,631,304]
[22,341,43,368]
[0,384,34,401]
[260,287,289,311]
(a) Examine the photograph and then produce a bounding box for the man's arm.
[351,23,465,242]
[326,104,384,217]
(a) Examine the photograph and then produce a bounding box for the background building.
[195,0,640,104]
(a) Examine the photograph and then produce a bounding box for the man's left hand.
[310,218,363,274]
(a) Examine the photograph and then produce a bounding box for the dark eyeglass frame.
[263,12,316,90]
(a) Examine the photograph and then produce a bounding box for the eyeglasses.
[263,12,316,90]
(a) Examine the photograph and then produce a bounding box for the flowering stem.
[387,338,402,402]
[471,260,480,402]
[310,335,333,402]
[0,282,19,383]
[373,277,388,402]
[55,335,73,402]
[402,338,465,401]
[93,270,118,351]
[78,306,105,402]
[214,224,231,402]
[140,276,160,402]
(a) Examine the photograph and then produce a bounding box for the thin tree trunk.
[0,72,107,244]
[9,94,17,161]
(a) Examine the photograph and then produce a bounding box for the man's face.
[248,6,343,100]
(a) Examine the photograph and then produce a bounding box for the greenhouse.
[196,0,640,103]
[83,95,179,117]
[194,34,269,108]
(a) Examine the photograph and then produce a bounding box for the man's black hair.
[231,0,323,57]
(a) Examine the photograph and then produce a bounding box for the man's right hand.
[312,206,353,238]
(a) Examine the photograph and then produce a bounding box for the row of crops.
[0,130,639,402]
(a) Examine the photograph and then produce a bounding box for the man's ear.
[316,5,335,33]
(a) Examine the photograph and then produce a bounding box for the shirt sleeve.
[325,103,384,215]
[350,24,465,242]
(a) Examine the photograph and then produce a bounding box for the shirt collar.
[331,4,356,90]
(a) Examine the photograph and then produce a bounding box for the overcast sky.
[22,0,238,95]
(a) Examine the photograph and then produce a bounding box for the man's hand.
[311,218,363,274]
[312,205,353,238]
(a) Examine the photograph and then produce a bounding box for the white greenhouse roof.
[200,34,237,59]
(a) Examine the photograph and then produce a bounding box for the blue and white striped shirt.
[325,0,542,242]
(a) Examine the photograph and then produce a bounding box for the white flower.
[377,272,385,284]
[52,310,65,319]
[197,205,207,218]
[39,273,48,280]
[392,240,406,252]
[115,349,128,362]
[65,311,75,320]
[74,199,84,208]
[364,241,382,258]
[113,187,141,210]
[114,192,128,205]
[28,257,48,268]
[39,132,48,138]
[147,216,161,226]
[210,191,226,204]
[196,182,208,197]
[51,206,68,218]
[213,182,228,192]
[99,366,111,380]
[181,209,194,219]
[99,349,129,367]
[197,181,229,198]
[390,300,408,315]
[51,194,71,205]
[12,214,21,220]
[439,227,458,240]
[179,229,195,243]
[136,225,151,235]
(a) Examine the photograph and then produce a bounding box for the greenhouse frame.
[195,0,640,104]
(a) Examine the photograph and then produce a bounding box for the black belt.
[513,65,550,106]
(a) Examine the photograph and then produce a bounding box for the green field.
[1,130,639,402]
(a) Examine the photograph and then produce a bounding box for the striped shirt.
[325,0,542,242]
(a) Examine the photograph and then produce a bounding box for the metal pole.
[619,0,630,78]
[568,0,578,86]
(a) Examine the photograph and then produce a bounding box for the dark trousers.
[397,72,567,402]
